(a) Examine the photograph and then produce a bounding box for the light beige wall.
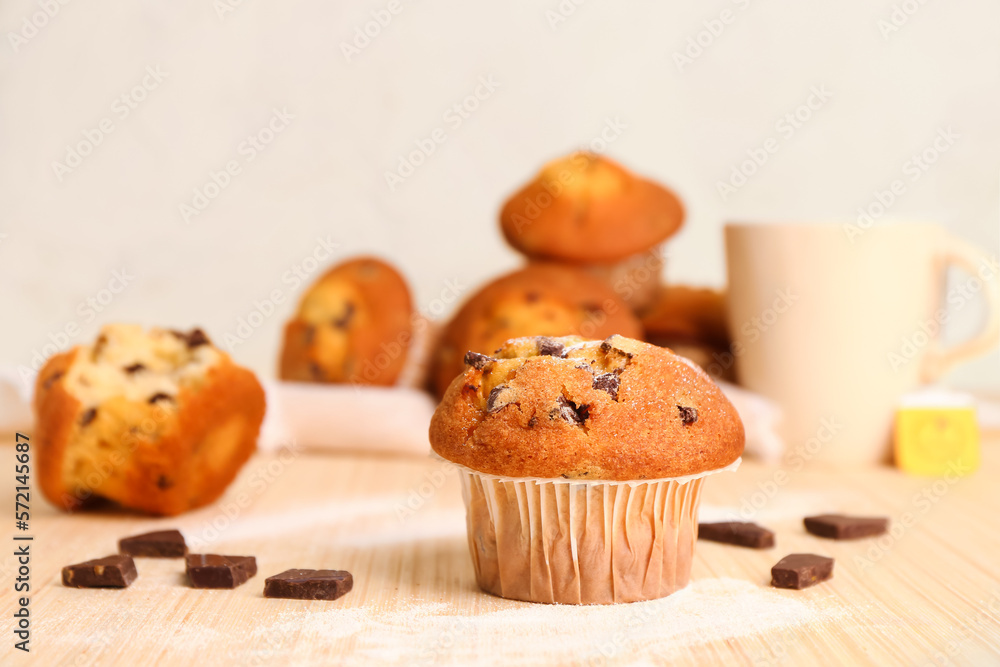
[1,0,997,389]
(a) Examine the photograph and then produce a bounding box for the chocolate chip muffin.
[500,153,685,264]
[499,152,684,310]
[431,334,743,479]
[430,334,743,604]
[279,256,414,386]
[430,263,642,397]
[34,324,265,516]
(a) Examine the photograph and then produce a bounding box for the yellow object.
[894,405,980,476]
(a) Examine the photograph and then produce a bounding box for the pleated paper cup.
[457,459,740,604]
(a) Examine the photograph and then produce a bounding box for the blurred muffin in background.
[499,152,684,309]
[430,263,642,396]
[280,256,414,386]
[640,286,735,382]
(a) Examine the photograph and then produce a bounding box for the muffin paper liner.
[456,458,740,604]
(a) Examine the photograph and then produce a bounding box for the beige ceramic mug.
[725,222,999,466]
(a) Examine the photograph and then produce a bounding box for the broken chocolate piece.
[123,362,146,374]
[264,569,354,601]
[119,529,187,558]
[804,514,889,540]
[552,396,588,425]
[771,553,834,589]
[677,405,698,425]
[186,554,257,589]
[592,373,620,400]
[79,408,98,426]
[63,555,137,588]
[698,522,775,549]
[464,351,493,370]
[148,393,172,405]
[536,337,565,357]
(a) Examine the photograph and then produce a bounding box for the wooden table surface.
[2,431,999,666]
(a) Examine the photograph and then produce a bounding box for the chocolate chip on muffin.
[79,408,98,427]
[552,395,588,425]
[487,385,517,413]
[678,405,698,425]
[464,351,493,370]
[592,372,620,400]
[536,337,565,357]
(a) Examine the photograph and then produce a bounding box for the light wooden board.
[2,432,1000,666]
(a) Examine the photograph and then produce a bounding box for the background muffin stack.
[430,151,703,396]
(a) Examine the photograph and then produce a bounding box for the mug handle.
[921,234,1000,383]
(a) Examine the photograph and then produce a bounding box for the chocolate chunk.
[536,337,565,357]
[309,362,324,380]
[677,405,698,425]
[333,303,355,329]
[525,291,540,303]
[771,553,834,589]
[552,396,588,425]
[63,555,137,588]
[119,529,187,558]
[123,362,146,374]
[464,351,493,370]
[186,554,257,589]
[486,385,516,413]
[527,414,538,428]
[148,392,172,404]
[804,514,889,540]
[698,522,775,549]
[186,328,210,347]
[264,569,354,601]
[156,475,174,490]
[79,408,98,426]
[592,373,620,400]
